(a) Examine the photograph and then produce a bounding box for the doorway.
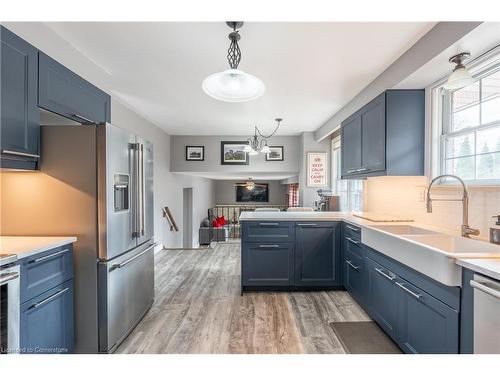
[182,187,193,248]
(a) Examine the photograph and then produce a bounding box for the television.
[236,184,269,203]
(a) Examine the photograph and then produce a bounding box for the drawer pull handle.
[297,223,317,226]
[30,249,70,263]
[0,272,19,286]
[345,225,360,232]
[346,260,360,271]
[1,149,40,158]
[346,237,359,245]
[73,113,97,124]
[357,168,370,172]
[258,244,280,249]
[258,223,279,226]
[396,282,422,299]
[346,169,358,174]
[29,287,69,310]
[375,267,396,281]
[111,243,156,270]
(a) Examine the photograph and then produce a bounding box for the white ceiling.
[32,22,435,136]
[396,22,500,89]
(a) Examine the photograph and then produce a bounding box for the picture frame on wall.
[220,141,249,165]
[307,151,327,187]
[265,146,284,161]
[185,146,205,161]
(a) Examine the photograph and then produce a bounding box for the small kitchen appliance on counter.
[314,189,340,211]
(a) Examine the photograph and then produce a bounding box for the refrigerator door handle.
[140,143,145,236]
[132,142,141,238]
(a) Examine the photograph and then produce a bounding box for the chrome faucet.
[426,174,480,238]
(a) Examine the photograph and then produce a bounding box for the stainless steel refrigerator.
[38,123,155,353]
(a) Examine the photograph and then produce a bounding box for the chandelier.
[202,22,266,102]
[244,118,282,155]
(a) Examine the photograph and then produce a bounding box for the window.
[287,183,299,207]
[437,55,500,184]
[331,136,363,211]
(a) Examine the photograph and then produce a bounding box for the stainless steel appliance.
[0,254,20,354]
[314,189,340,211]
[33,123,155,353]
[471,274,500,353]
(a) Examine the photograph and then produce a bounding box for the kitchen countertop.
[456,258,500,281]
[0,236,77,260]
[239,210,499,258]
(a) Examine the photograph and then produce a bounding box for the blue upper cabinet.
[295,222,340,286]
[39,52,111,124]
[341,90,424,179]
[0,26,40,170]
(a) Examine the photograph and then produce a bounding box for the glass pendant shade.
[248,148,259,156]
[444,66,475,91]
[202,69,265,102]
[243,143,253,153]
[260,144,271,153]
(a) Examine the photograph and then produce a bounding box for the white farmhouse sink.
[370,225,438,236]
[400,234,500,258]
[362,225,500,287]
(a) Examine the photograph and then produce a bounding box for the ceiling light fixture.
[202,22,265,102]
[244,118,282,155]
[444,52,475,91]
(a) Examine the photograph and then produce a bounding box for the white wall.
[110,98,215,248]
[170,135,300,177]
[214,180,286,206]
[298,132,331,207]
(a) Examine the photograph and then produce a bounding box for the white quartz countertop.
[456,258,500,281]
[239,211,499,259]
[0,236,77,260]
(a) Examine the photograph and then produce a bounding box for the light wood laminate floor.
[116,243,370,354]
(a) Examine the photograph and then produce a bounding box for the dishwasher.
[470,274,500,354]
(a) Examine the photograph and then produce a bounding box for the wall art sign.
[307,152,327,187]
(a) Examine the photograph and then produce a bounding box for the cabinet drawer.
[20,245,73,303]
[241,242,294,286]
[395,277,459,354]
[20,280,74,354]
[344,223,361,241]
[344,246,366,306]
[242,221,295,243]
[38,52,111,124]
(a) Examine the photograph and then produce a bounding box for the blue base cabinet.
[20,280,74,354]
[241,242,294,286]
[366,257,399,339]
[19,244,74,354]
[295,222,339,286]
[362,246,460,354]
[241,221,340,290]
[396,279,459,354]
[342,223,367,306]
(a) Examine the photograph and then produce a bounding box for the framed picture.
[220,141,249,165]
[265,146,284,161]
[307,152,328,187]
[185,146,205,161]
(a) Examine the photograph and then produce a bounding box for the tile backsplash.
[363,176,500,241]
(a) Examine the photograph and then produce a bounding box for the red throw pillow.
[212,216,226,228]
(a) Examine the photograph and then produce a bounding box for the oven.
[0,256,20,354]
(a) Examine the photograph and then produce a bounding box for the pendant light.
[202,22,265,102]
[244,118,282,155]
[444,52,475,91]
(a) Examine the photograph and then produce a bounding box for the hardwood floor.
[115,243,370,354]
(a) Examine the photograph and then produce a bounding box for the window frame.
[431,48,500,186]
[331,136,363,211]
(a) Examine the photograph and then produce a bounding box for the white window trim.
[429,45,500,186]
